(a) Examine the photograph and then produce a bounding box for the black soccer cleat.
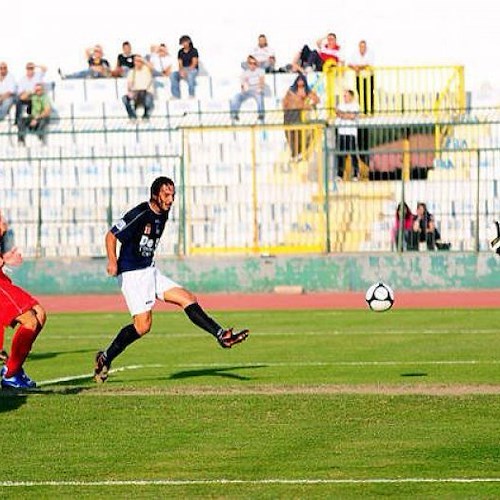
[217,328,249,349]
[94,351,111,383]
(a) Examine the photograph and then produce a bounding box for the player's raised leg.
[162,286,249,348]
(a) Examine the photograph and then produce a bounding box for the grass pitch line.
[37,364,163,386]
[1,478,499,487]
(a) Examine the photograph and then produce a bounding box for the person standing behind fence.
[282,74,319,161]
[348,40,375,115]
[170,35,199,99]
[335,89,360,181]
[230,55,265,122]
[122,55,155,122]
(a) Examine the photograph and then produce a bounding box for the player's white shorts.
[118,266,181,316]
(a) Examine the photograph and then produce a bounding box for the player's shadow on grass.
[401,372,428,377]
[28,348,97,362]
[0,393,27,413]
[168,365,267,381]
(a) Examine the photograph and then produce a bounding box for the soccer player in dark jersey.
[94,176,249,383]
[0,211,46,389]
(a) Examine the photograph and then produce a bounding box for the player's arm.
[105,230,118,276]
[1,247,22,267]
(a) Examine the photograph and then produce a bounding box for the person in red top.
[392,202,417,251]
[293,33,344,72]
[0,212,46,389]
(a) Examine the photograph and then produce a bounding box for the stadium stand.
[0,64,499,257]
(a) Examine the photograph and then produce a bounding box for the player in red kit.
[0,212,46,389]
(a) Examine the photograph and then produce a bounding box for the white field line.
[0,478,499,487]
[36,360,499,387]
[44,329,500,340]
[37,365,163,386]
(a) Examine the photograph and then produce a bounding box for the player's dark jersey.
[110,201,168,274]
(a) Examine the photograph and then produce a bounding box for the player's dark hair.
[150,176,174,197]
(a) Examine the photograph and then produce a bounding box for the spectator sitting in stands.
[111,41,136,78]
[147,43,175,78]
[17,83,52,146]
[292,33,344,73]
[392,202,417,251]
[0,62,17,121]
[411,202,450,251]
[242,34,276,73]
[170,35,199,99]
[59,45,111,79]
[15,62,47,127]
[282,73,319,161]
[230,55,265,123]
[122,55,154,122]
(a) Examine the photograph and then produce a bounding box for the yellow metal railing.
[322,64,465,117]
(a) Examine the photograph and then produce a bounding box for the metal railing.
[1,107,499,257]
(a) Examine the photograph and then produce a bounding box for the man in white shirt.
[122,55,155,121]
[15,62,47,125]
[0,62,17,121]
[230,55,265,122]
[243,34,276,73]
[348,40,375,114]
[147,44,175,77]
[335,89,361,181]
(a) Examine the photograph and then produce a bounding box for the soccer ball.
[365,282,394,312]
[488,220,500,255]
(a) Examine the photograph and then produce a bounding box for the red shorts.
[0,270,39,327]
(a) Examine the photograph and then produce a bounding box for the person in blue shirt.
[94,176,249,383]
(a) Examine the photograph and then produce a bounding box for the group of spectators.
[0,32,373,166]
[393,202,451,251]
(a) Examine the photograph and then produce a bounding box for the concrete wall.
[8,253,500,295]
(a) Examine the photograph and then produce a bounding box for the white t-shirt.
[252,45,275,66]
[337,99,360,136]
[149,53,175,74]
[348,48,375,77]
[241,67,264,93]
[0,73,17,95]
[17,70,45,95]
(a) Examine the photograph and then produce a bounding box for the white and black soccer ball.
[365,282,395,312]
[488,220,500,255]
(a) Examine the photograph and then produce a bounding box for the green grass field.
[1,308,499,499]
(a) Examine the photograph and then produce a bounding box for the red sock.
[5,325,39,377]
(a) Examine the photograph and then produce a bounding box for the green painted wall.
[8,253,500,295]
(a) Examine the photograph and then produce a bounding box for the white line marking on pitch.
[45,329,500,340]
[0,478,499,487]
[178,360,500,368]
[37,365,163,386]
[37,359,499,386]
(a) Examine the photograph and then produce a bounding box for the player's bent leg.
[1,309,41,389]
[94,315,148,383]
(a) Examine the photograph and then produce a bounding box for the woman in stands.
[282,74,319,161]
